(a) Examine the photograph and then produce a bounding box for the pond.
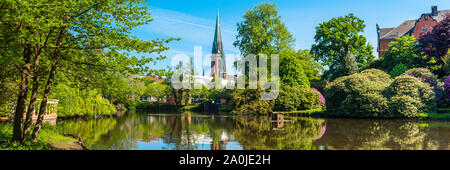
[56,111,449,150]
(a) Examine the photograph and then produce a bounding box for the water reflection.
[56,112,449,150]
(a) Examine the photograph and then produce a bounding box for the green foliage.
[325,69,437,118]
[390,63,408,78]
[403,68,438,83]
[279,51,310,87]
[50,84,116,117]
[231,89,275,115]
[388,95,421,118]
[443,53,450,75]
[234,2,295,56]
[382,35,422,71]
[144,82,172,102]
[0,123,76,150]
[343,49,358,76]
[324,69,392,117]
[0,80,16,117]
[275,85,321,112]
[311,13,375,81]
[294,50,324,82]
[384,75,436,116]
[207,89,233,103]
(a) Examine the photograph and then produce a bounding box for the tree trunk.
[12,46,32,142]
[22,52,41,143]
[22,29,52,143]
[31,28,65,141]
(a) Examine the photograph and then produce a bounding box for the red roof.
[144,76,166,82]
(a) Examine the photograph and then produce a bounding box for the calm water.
[56,112,449,150]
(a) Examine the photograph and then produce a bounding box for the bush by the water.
[231,88,275,115]
[445,76,450,103]
[403,68,438,84]
[50,84,117,117]
[384,75,436,117]
[403,68,445,106]
[324,69,436,118]
[275,85,322,112]
[324,69,391,117]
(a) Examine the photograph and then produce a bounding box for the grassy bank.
[181,103,233,114]
[284,108,325,116]
[417,108,450,120]
[0,123,82,150]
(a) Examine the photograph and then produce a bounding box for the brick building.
[377,6,449,57]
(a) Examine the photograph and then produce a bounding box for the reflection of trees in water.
[57,118,117,148]
[314,119,448,150]
[233,116,325,150]
[58,112,449,150]
[59,112,238,150]
[162,115,236,150]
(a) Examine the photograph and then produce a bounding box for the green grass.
[417,107,450,120]
[418,112,450,120]
[0,123,78,150]
[180,104,202,112]
[284,108,325,116]
[438,107,450,114]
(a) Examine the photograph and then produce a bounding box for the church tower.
[211,9,226,79]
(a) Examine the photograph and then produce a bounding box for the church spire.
[212,9,223,54]
[211,9,226,78]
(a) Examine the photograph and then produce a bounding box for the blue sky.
[131,0,450,74]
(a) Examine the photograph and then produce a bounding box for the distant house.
[377,6,450,57]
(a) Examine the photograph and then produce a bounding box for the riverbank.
[273,108,450,121]
[0,123,85,150]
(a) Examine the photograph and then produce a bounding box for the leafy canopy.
[311,13,375,81]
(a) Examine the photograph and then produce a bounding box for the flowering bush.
[445,76,450,102]
[403,68,444,105]
[312,88,325,107]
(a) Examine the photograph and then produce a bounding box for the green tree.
[2,0,176,142]
[389,63,408,78]
[296,49,324,82]
[311,13,375,81]
[234,2,295,56]
[279,50,310,87]
[144,83,172,102]
[343,48,358,76]
[382,35,422,71]
[232,2,294,114]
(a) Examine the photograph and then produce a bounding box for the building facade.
[377,6,449,57]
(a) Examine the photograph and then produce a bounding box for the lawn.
[0,123,80,150]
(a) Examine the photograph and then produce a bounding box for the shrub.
[388,95,420,118]
[324,69,437,118]
[231,88,275,115]
[324,69,392,116]
[51,84,117,117]
[384,75,436,114]
[280,54,310,88]
[275,85,322,112]
[445,76,450,102]
[390,63,408,78]
[311,88,325,107]
[403,68,438,84]
[340,92,389,118]
[403,68,444,106]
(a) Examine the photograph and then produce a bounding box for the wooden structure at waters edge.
[7,99,59,124]
[265,112,292,130]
